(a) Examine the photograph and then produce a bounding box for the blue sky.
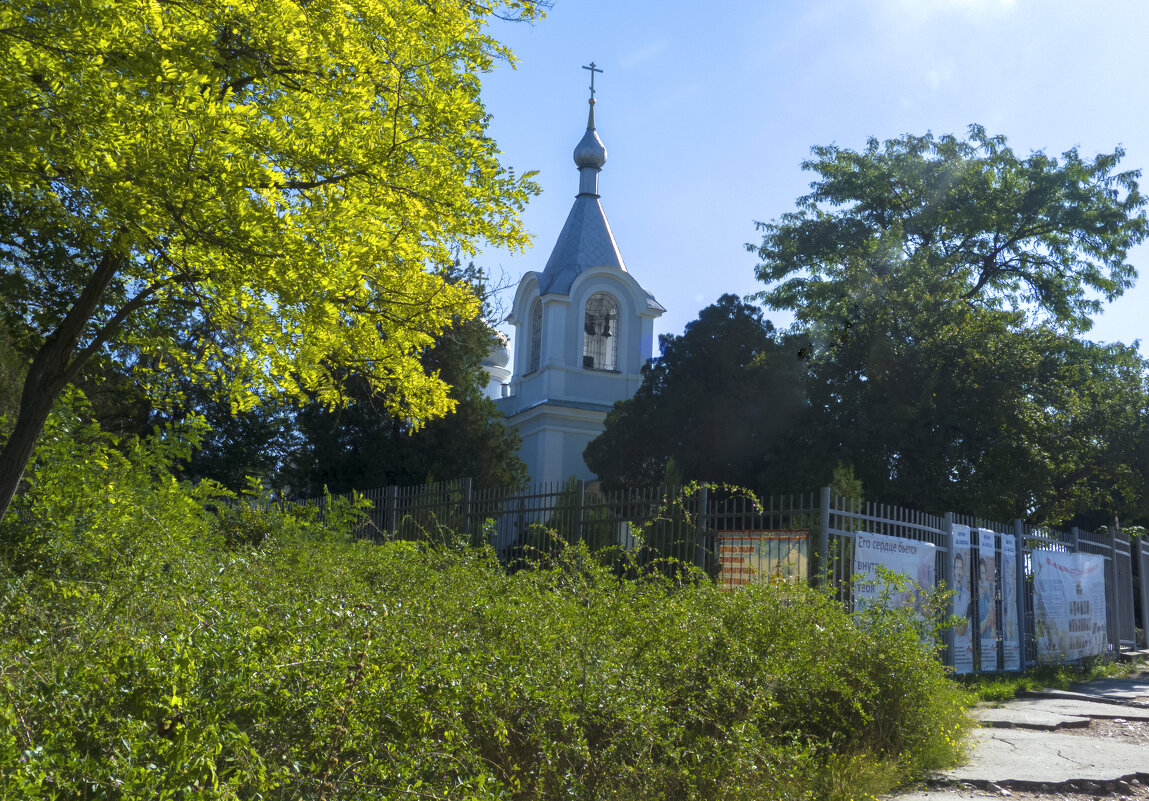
[478,0,1149,355]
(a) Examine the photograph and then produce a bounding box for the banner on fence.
[976,529,998,671]
[1000,533,1021,671]
[717,531,808,588]
[950,525,974,674]
[853,531,936,617]
[1033,550,1108,662]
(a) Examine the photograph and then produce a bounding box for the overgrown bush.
[2,401,970,800]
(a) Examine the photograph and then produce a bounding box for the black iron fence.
[308,479,1147,673]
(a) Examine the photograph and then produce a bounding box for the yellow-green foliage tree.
[0,0,544,520]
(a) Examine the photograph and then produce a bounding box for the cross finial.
[582,61,603,100]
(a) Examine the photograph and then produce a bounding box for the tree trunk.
[0,376,61,523]
[0,247,125,523]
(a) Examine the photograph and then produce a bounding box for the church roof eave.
[643,292,666,314]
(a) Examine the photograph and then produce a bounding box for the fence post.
[943,512,955,669]
[386,485,399,538]
[813,486,831,587]
[1013,519,1028,673]
[572,480,585,545]
[459,477,473,543]
[1103,524,1120,655]
[694,485,709,572]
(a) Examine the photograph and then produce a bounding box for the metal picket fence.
[309,480,1147,672]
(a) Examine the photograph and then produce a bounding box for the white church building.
[493,76,664,485]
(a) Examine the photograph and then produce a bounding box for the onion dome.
[573,100,607,172]
[483,330,511,369]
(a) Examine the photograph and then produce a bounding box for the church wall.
[540,295,569,369]
[511,402,610,485]
[638,316,656,364]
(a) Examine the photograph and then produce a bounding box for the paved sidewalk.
[888,671,1149,800]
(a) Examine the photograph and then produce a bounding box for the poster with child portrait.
[1000,533,1021,671]
[975,529,998,671]
[950,525,974,675]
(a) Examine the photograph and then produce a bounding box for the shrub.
[2,406,971,800]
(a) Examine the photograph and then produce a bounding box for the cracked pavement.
[888,669,1149,800]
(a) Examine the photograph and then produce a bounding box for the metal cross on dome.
[582,61,603,99]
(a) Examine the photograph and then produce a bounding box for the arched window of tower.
[582,292,618,371]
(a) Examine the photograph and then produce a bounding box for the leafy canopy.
[793,296,1149,524]
[0,0,540,417]
[2,405,971,799]
[751,125,1147,334]
[744,127,1149,524]
[287,265,527,496]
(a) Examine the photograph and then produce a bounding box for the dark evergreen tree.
[585,294,808,492]
[591,128,1149,526]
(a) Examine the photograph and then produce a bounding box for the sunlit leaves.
[0,0,541,422]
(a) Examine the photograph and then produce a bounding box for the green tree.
[0,0,543,521]
[585,294,807,491]
[0,328,23,433]
[71,326,303,493]
[795,296,1149,523]
[751,125,1146,335]
[151,376,300,493]
[750,127,1149,523]
[288,302,526,497]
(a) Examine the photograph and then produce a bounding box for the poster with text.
[853,531,937,620]
[975,529,998,671]
[951,525,974,674]
[1033,550,1108,662]
[1000,533,1021,671]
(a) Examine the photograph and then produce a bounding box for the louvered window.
[528,300,542,373]
[582,293,618,371]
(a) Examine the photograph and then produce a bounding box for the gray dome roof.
[573,102,606,169]
[482,329,510,368]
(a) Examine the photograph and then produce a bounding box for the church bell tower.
[497,65,665,485]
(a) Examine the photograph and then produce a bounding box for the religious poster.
[950,525,975,674]
[853,532,937,617]
[975,529,998,671]
[1000,533,1021,671]
[1033,550,1108,662]
[716,530,808,588]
